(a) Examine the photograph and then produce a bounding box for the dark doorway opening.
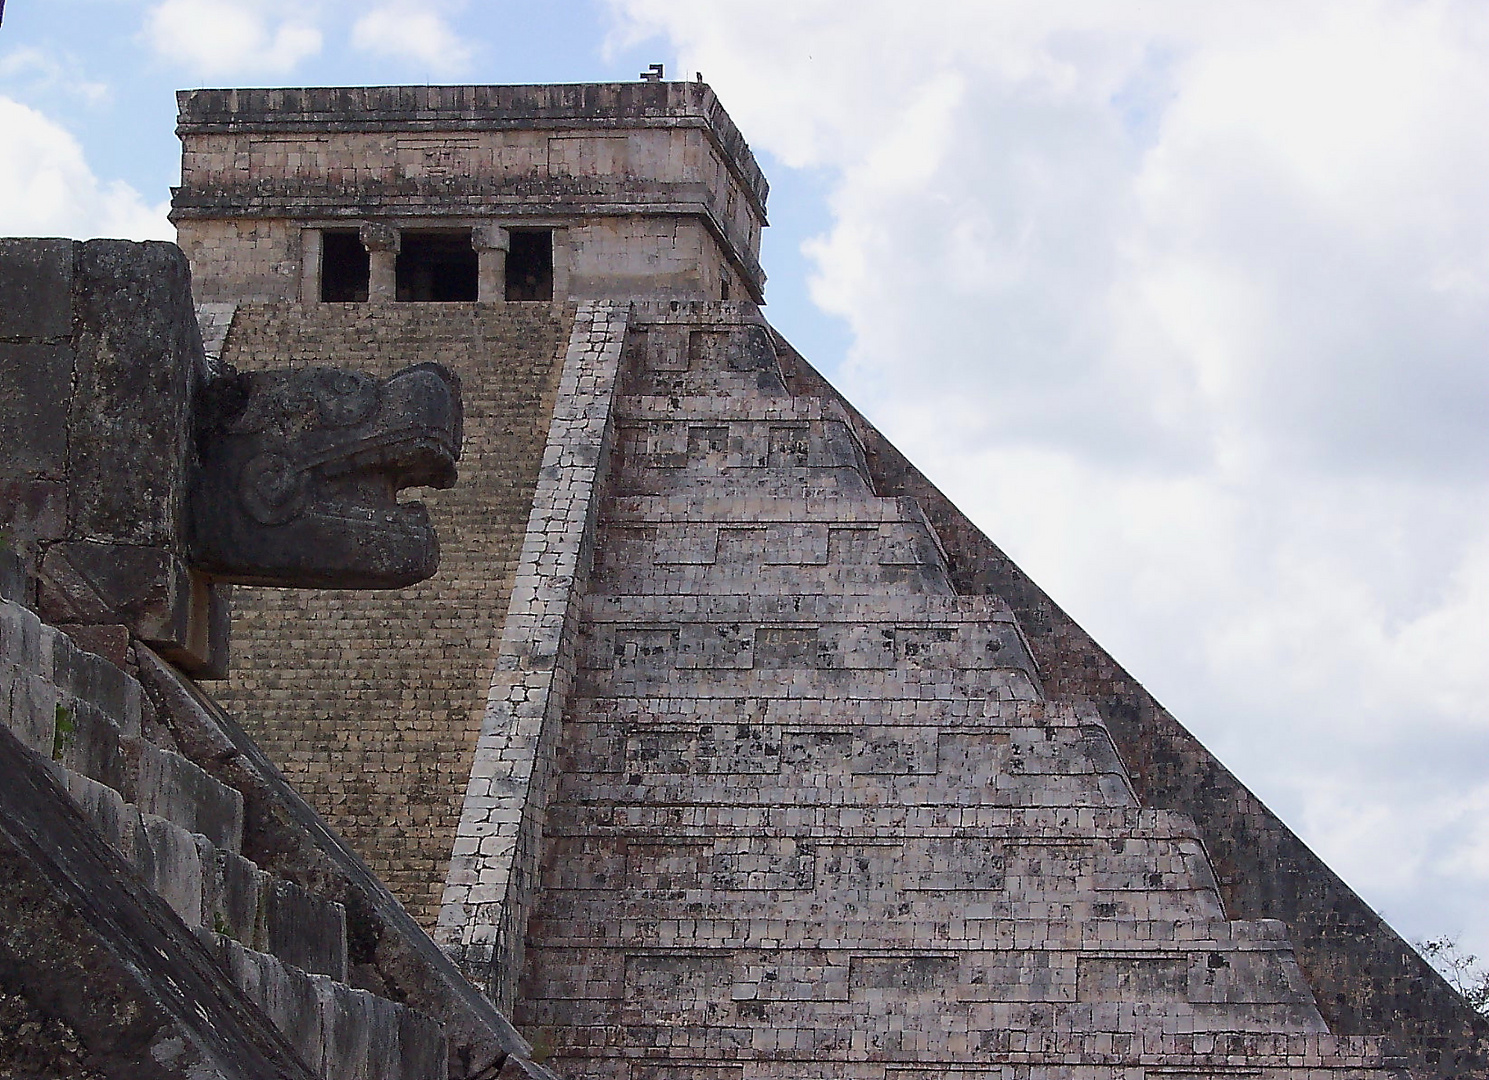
[396,231,478,301]
[505,229,554,301]
[321,230,369,302]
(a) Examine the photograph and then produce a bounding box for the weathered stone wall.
[563,218,733,302]
[773,334,1489,1078]
[210,301,571,926]
[175,219,304,304]
[0,238,228,676]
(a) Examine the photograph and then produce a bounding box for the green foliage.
[524,1028,556,1065]
[51,703,76,761]
[1418,936,1489,1014]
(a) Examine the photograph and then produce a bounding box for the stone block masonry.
[211,301,571,926]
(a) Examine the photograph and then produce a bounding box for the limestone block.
[136,742,245,852]
[49,622,140,733]
[53,699,130,794]
[0,237,74,338]
[7,670,56,756]
[209,935,327,1071]
[67,240,200,547]
[265,877,348,980]
[0,343,73,480]
[210,850,270,949]
[138,812,206,928]
[62,768,143,862]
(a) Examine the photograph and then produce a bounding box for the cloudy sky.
[3,0,1487,969]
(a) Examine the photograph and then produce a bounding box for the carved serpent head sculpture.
[188,362,463,589]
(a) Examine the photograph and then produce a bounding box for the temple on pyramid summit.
[0,80,1484,1079]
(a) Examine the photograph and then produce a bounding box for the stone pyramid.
[173,83,1488,1077]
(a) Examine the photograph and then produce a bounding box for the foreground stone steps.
[0,597,450,1079]
[201,932,446,1080]
[64,769,348,976]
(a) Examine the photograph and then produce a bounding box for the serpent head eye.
[240,453,306,525]
[312,368,379,428]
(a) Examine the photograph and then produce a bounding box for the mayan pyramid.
[174,83,1489,1077]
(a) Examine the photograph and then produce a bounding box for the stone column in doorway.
[474,224,509,302]
[360,222,399,302]
[299,228,322,304]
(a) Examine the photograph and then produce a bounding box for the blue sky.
[4,0,1489,978]
[0,0,851,369]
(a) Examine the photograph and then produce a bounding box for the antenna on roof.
[640,63,664,82]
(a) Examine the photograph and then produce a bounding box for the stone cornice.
[175,82,769,221]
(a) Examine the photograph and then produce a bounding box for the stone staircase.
[513,302,1412,1079]
[212,301,572,927]
[0,593,508,1079]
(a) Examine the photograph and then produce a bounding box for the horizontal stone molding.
[175,82,768,217]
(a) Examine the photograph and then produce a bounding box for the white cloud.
[351,4,472,73]
[608,0,1489,959]
[0,96,171,241]
[0,47,109,104]
[143,0,322,76]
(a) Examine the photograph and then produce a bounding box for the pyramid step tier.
[538,1032,1407,1079]
[528,1016,1403,1063]
[575,665,1043,702]
[579,617,1036,678]
[527,914,1304,953]
[583,591,1017,623]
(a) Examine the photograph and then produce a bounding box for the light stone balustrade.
[436,300,629,1009]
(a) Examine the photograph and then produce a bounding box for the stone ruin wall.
[208,300,572,924]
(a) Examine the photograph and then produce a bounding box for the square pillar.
[360,222,399,302]
[299,228,322,305]
[552,226,571,300]
[473,225,510,301]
